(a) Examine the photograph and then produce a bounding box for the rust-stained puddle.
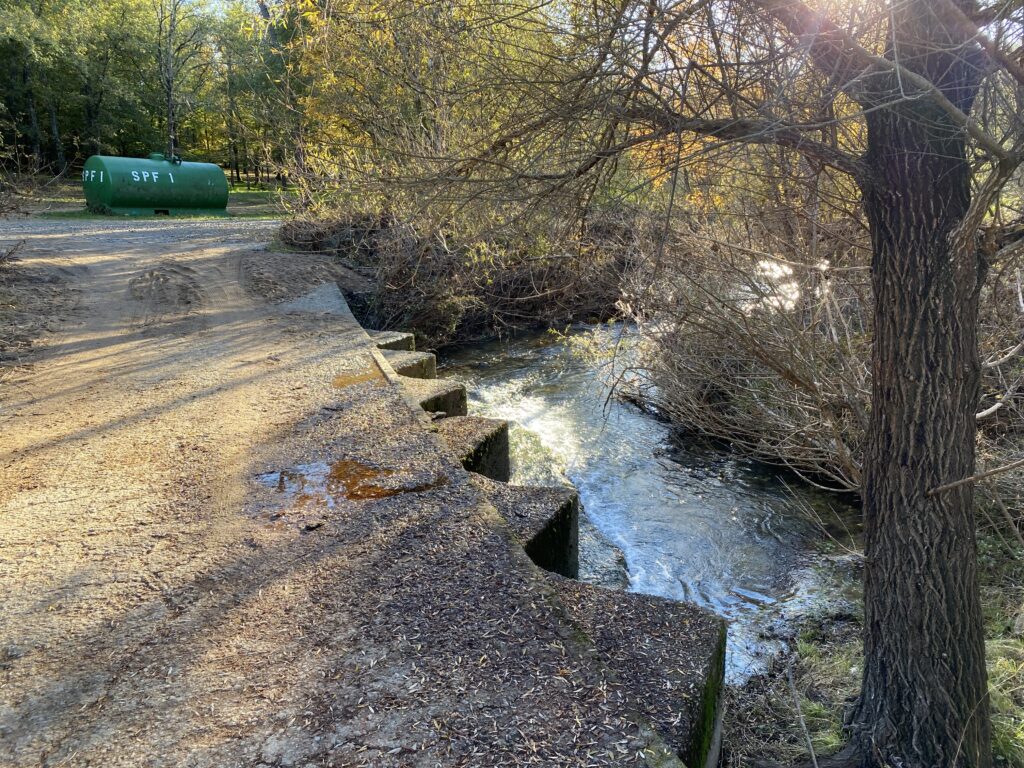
[257,458,448,510]
[332,362,386,389]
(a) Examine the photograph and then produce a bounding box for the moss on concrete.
[688,621,726,768]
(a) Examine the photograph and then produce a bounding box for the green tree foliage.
[0,0,273,173]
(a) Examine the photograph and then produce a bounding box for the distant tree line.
[0,0,304,183]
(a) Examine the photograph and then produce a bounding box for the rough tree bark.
[842,3,991,766]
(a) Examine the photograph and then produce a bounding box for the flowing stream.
[440,327,863,683]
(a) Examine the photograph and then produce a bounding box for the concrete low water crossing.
[442,326,864,682]
[0,219,728,767]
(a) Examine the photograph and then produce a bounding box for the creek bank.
[438,326,1024,767]
[367,325,729,767]
[438,328,864,682]
[281,213,626,348]
[0,219,725,767]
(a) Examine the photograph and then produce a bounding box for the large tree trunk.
[848,3,992,765]
[225,53,242,184]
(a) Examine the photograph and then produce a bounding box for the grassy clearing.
[226,186,279,198]
[3,174,292,217]
[34,209,280,220]
[981,532,1024,766]
[990,639,1024,765]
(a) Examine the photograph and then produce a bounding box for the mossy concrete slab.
[551,578,727,768]
[399,375,468,416]
[382,349,437,379]
[434,416,511,481]
[477,477,579,577]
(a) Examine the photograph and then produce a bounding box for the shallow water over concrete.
[441,328,862,682]
[258,459,448,505]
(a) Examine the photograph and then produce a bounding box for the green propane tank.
[82,153,228,215]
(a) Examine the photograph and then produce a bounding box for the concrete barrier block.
[369,329,416,351]
[400,376,468,416]
[383,349,437,379]
[435,416,510,481]
[550,579,727,768]
[478,478,579,578]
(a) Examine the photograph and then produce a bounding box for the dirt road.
[0,218,376,765]
[0,218,703,768]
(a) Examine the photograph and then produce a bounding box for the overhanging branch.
[625,107,867,177]
[751,0,1012,161]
